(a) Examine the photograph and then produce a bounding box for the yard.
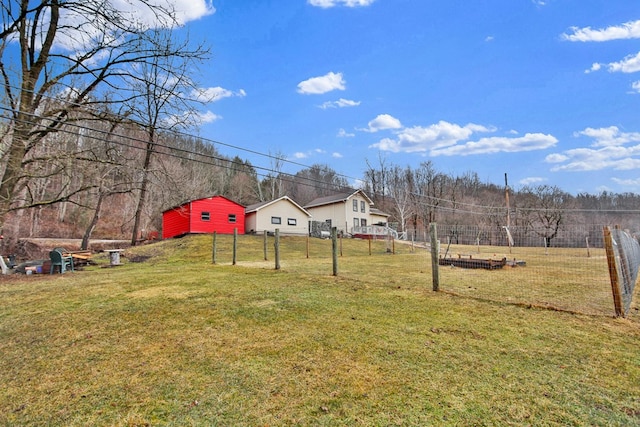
[1,234,639,425]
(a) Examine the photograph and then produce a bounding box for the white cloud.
[319,98,361,109]
[369,120,495,153]
[363,114,402,132]
[562,20,640,42]
[485,36,495,42]
[163,109,220,127]
[368,119,555,156]
[293,148,328,159]
[546,126,640,171]
[332,152,343,158]
[520,177,546,186]
[56,1,214,51]
[191,86,246,103]
[584,52,640,75]
[612,177,640,186]
[197,110,222,123]
[168,0,216,24]
[606,51,640,73]
[109,0,215,26]
[585,63,601,74]
[308,0,375,8]
[632,81,640,93]
[574,126,640,147]
[297,72,346,95]
[431,133,557,156]
[337,128,355,138]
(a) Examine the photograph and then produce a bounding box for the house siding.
[162,206,191,239]
[346,195,370,232]
[247,201,310,235]
[306,202,348,233]
[162,196,245,238]
[304,190,386,235]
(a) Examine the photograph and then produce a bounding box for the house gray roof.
[245,195,311,216]
[370,208,390,217]
[304,189,374,209]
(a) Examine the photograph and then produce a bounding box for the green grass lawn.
[1,234,639,426]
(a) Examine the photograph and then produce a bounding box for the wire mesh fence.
[208,224,632,318]
[430,224,620,317]
[604,226,640,317]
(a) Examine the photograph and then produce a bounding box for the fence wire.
[213,224,635,317]
[430,225,624,317]
[606,227,640,316]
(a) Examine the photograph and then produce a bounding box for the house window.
[271,216,282,225]
[201,212,210,221]
[228,214,236,223]
[287,218,297,226]
[361,201,366,213]
[353,218,359,228]
[361,218,367,227]
[353,199,358,211]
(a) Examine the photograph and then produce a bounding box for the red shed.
[162,195,245,239]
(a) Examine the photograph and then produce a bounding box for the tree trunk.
[82,192,105,250]
[131,137,155,246]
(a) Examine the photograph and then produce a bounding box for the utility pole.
[505,173,511,228]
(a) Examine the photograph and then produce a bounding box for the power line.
[2,99,640,215]
[0,106,354,194]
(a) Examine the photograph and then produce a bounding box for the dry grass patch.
[0,234,639,425]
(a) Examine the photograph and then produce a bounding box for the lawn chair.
[49,249,74,274]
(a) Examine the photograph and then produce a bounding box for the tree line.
[1,1,638,253]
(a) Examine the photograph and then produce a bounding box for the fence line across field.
[206,224,638,318]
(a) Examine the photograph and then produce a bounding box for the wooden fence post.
[274,228,281,270]
[212,232,217,265]
[332,227,338,276]
[232,228,237,266]
[603,226,623,317]
[430,223,440,291]
[306,235,310,259]
[263,230,268,261]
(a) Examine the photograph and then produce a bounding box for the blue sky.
[151,1,640,194]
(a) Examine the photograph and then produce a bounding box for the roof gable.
[304,189,373,209]
[245,196,311,217]
[162,195,244,214]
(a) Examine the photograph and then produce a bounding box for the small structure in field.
[439,255,508,270]
[162,195,245,239]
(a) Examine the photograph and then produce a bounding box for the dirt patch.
[8,238,131,261]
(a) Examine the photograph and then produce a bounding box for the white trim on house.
[304,189,389,235]
[245,196,311,235]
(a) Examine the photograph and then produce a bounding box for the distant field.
[1,234,639,426]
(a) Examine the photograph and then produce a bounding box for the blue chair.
[50,249,74,274]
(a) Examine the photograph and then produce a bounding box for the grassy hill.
[1,234,639,426]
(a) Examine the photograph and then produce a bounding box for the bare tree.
[0,0,209,234]
[125,28,209,245]
[414,161,445,225]
[386,165,413,238]
[262,151,286,201]
[285,164,349,206]
[521,185,571,247]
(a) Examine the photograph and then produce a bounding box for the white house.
[303,189,390,236]
[245,196,311,235]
